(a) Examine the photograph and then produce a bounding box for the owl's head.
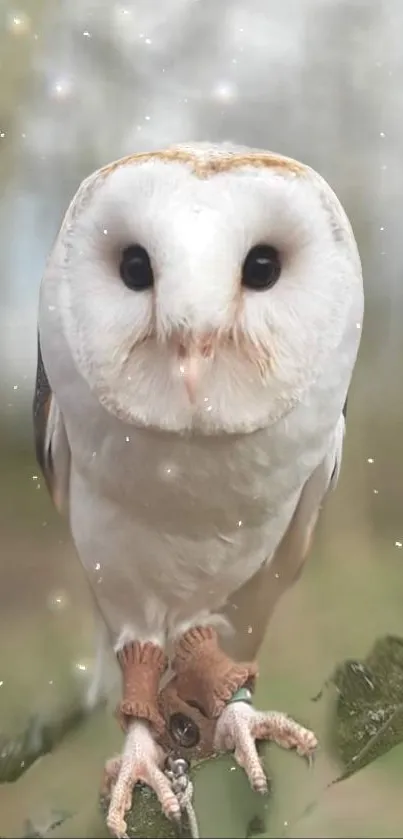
[44,143,363,434]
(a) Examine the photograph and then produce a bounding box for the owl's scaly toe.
[103,721,180,839]
[214,700,317,793]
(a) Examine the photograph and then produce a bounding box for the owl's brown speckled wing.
[33,335,71,514]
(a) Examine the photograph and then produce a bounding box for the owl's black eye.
[119,245,154,291]
[242,245,281,291]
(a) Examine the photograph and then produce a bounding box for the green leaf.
[326,635,403,781]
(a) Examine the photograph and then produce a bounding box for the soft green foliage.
[328,635,403,781]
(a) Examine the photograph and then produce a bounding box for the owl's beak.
[176,336,214,403]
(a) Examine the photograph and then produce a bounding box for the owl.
[34,142,363,837]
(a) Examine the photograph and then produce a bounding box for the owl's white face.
[46,144,363,434]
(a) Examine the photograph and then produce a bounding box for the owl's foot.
[214,700,317,793]
[102,720,180,839]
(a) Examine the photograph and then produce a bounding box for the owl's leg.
[104,640,179,838]
[170,626,316,793]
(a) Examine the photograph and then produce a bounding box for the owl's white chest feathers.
[65,384,335,641]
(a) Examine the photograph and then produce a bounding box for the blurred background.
[1,1,403,836]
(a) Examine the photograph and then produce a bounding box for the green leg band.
[226,686,253,706]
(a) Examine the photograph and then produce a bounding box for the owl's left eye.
[242,244,281,291]
[119,245,154,291]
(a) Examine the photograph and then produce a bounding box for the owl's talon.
[214,701,317,792]
[104,721,180,838]
[102,756,124,798]
[305,749,316,769]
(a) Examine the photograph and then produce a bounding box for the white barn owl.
[34,142,363,837]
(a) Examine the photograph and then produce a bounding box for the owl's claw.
[214,702,317,793]
[102,721,180,839]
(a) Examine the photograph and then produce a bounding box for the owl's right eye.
[119,245,154,291]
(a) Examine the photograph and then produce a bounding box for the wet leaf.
[327,635,403,780]
[22,810,72,838]
[0,706,89,783]
[0,699,106,784]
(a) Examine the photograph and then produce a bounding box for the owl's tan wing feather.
[222,414,346,661]
[33,336,71,514]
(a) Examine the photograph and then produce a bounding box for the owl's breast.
[66,380,337,624]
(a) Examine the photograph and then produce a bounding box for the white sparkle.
[0,681,3,687]
[95,562,101,571]
[367,457,374,464]
[0,132,5,139]
[48,305,55,311]
[76,663,87,671]
[356,322,361,329]
[92,451,97,458]
[247,626,252,634]
[373,489,379,494]
[380,226,385,231]
[125,436,130,442]
[13,384,18,390]
[395,541,402,549]
[145,38,152,44]
[8,13,30,33]
[238,520,243,528]
[212,81,237,102]
[380,131,386,138]
[206,405,213,412]
[47,591,68,611]
[82,30,92,38]
[103,228,108,235]
[275,572,280,579]
[32,475,38,481]
[51,78,73,99]
[145,115,151,121]
[49,680,53,685]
